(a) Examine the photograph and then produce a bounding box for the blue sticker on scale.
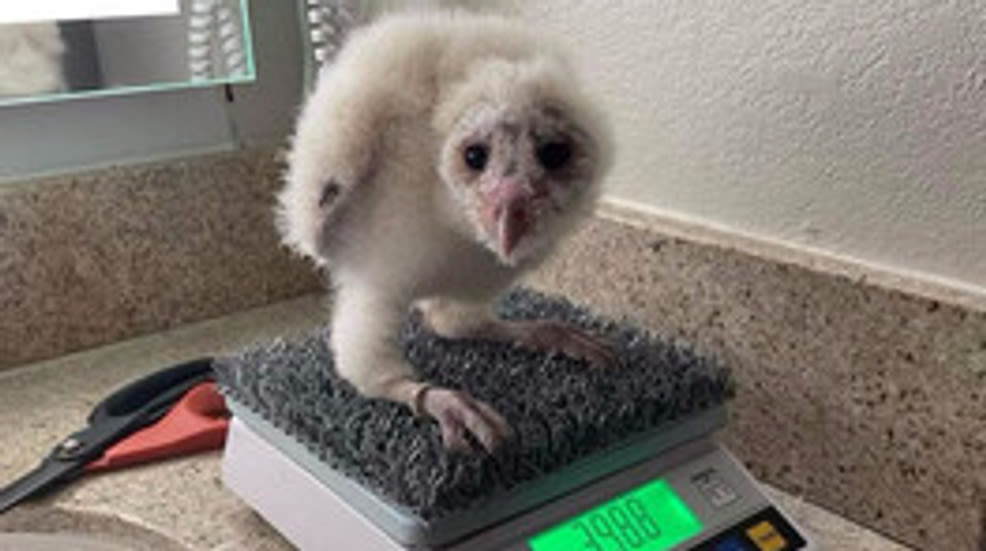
[713,534,753,551]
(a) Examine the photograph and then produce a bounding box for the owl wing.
[277,63,390,263]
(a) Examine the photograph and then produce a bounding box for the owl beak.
[497,197,529,258]
[488,179,532,261]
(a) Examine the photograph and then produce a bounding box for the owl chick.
[278,11,614,453]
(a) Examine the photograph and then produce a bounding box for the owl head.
[435,56,613,266]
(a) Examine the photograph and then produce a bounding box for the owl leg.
[332,287,512,453]
[418,297,619,368]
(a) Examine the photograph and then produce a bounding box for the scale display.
[528,478,702,551]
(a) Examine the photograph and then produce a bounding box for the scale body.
[223,403,814,551]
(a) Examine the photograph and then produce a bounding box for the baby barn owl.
[278,12,614,453]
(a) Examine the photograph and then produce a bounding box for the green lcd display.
[528,478,702,551]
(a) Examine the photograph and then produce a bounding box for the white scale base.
[223,416,815,551]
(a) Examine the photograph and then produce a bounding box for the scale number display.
[528,478,702,551]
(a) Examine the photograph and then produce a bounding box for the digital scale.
[222,401,814,551]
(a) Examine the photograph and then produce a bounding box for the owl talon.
[418,386,512,454]
[516,321,619,369]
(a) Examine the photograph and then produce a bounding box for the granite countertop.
[0,295,911,550]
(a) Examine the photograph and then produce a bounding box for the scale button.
[692,469,739,508]
[746,520,787,551]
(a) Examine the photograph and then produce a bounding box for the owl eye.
[537,141,572,171]
[463,144,489,171]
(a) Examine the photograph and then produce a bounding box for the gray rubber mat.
[214,288,731,522]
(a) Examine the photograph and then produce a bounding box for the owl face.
[439,101,602,266]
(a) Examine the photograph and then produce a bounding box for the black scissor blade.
[0,458,81,514]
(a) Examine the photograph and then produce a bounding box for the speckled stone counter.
[2,148,981,548]
[529,211,986,551]
[0,149,322,369]
[0,297,909,550]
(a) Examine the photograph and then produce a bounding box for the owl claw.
[418,386,512,454]
[514,321,619,369]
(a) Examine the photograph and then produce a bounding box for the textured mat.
[214,288,730,521]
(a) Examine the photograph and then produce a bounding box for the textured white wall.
[499,0,985,293]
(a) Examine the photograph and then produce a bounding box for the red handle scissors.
[0,358,230,513]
